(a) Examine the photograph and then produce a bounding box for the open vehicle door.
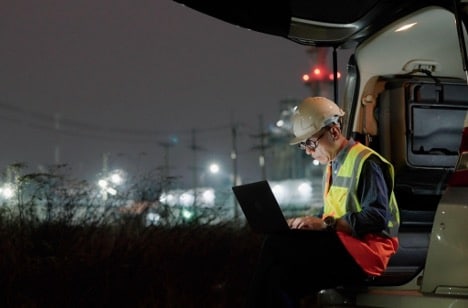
[175,1,468,307]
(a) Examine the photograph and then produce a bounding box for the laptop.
[232,180,290,233]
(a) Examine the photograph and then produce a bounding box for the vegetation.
[0,164,263,307]
[0,220,262,307]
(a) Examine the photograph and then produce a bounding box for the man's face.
[303,126,336,165]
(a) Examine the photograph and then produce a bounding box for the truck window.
[410,105,466,167]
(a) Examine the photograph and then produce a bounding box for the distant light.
[276,120,285,127]
[272,184,286,203]
[169,135,179,144]
[98,179,108,188]
[146,213,160,225]
[297,182,312,195]
[395,22,417,32]
[259,156,265,167]
[166,194,176,206]
[182,209,193,219]
[201,189,215,205]
[0,184,15,199]
[110,173,123,185]
[107,187,117,196]
[180,192,194,206]
[304,67,326,81]
[209,163,220,174]
[160,192,177,206]
[313,159,320,166]
[328,72,341,80]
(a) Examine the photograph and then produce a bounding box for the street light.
[208,163,220,174]
[0,183,15,201]
[203,161,233,189]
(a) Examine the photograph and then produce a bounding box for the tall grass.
[0,164,264,307]
[0,220,262,307]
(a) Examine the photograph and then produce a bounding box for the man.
[245,96,400,307]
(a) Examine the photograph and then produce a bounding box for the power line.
[0,100,242,143]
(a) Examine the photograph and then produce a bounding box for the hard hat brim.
[289,132,313,145]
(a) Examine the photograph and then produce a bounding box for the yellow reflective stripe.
[331,145,371,213]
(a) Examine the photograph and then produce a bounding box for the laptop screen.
[232,181,290,233]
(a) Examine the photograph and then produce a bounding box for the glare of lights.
[395,22,417,32]
[160,192,177,206]
[276,120,285,127]
[146,213,160,225]
[259,156,265,167]
[272,184,286,203]
[297,182,312,196]
[201,189,215,205]
[110,173,123,185]
[268,180,318,208]
[313,68,322,76]
[180,192,194,206]
[0,183,15,200]
[182,209,193,220]
[166,193,176,206]
[328,72,341,80]
[209,163,220,174]
[97,169,127,200]
[107,187,117,196]
[160,188,216,208]
[98,179,108,188]
[302,74,310,82]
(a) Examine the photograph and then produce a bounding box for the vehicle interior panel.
[361,76,468,287]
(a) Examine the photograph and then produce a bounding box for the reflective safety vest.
[322,142,400,237]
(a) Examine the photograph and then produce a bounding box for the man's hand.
[287,216,327,230]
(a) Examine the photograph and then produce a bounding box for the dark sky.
[0,0,324,187]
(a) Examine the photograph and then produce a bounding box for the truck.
[174,1,468,307]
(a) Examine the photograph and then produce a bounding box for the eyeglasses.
[298,129,327,151]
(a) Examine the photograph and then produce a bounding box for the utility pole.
[251,115,269,180]
[158,141,175,192]
[54,113,61,165]
[102,152,109,174]
[189,129,204,208]
[231,122,239,218]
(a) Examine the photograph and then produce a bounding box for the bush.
[0,221,263,307]
[0,164,267,307]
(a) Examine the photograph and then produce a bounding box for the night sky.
[0,0,323,187]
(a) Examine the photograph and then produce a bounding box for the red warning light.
[313,67,322,77]
[303,66,341,83]
[328,72,342,80]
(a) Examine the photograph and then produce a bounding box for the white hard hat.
[290,97,345,145]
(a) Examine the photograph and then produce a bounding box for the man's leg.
[245,230,367,308]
